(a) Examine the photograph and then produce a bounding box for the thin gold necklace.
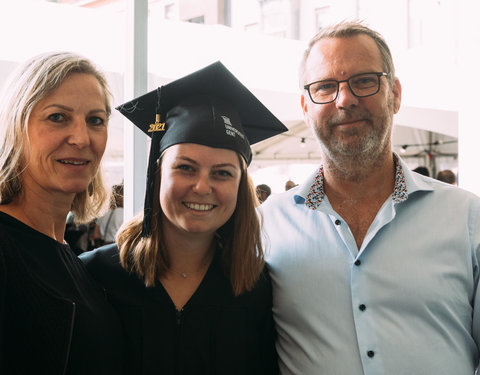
[168,251,213,279]
[169,269,189,278]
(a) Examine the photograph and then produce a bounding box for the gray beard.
[315,99,394,182]
[320,139,390,182]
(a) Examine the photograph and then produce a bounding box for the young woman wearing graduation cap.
[80,62,287,374]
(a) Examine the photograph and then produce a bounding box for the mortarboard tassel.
[141,87,165,238]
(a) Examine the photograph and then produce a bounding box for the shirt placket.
[318,193,400,374]
[348,200,397,375]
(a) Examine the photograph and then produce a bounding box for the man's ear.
[301,93,308,115]
[301,93,313,129]
[392,78,402,114]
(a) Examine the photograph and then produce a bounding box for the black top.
[80,244,278,375]
[0,212,123,375]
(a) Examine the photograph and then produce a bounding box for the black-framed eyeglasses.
[304,72,388,104]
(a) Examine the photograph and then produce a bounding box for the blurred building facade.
[52,0,456,50]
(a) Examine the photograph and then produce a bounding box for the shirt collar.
[301,153,428,210]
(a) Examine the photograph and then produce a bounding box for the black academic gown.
[80,244,278,375]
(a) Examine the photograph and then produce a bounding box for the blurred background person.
[92,182,124,246]
[436,169,457,185]
[0,51,123,374]
[64,210,91,255]
[412,166,430,177]
[256,183,272,204]
[284,180,297,191]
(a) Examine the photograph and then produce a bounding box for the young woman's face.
[23,73,108,199]
[159,143,242,238]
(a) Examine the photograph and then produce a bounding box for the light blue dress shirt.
[260,156,480,375]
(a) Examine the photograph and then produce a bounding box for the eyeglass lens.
[307,73,382,104]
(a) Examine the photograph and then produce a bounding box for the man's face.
[301,34,401,165]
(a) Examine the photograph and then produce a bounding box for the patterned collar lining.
[305,154,408,210]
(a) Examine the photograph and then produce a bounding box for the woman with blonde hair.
[80,62,287,374]
[0,52,123,374]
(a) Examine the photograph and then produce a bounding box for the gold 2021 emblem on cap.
[148,114,165,132]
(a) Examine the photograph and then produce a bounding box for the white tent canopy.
[0,0,460,197]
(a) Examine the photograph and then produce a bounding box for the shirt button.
[335,219,341,225]
[359,304,366,311]
[354,260,361,266]
[367,350,375,358]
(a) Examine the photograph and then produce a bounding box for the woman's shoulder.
[0,216,27,262]
[255,264,273,292]
[235,264,273,305]
[0,220,13,247]
[79,245,131,288]
[80,245,151,307]
[79,244,121,269]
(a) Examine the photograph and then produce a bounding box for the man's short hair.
[413,166,430,177]
[299,21,395,88]
[436,169,456,184]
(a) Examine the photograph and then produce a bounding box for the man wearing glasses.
[260,21,480,374]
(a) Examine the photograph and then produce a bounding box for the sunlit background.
[1,0,479,212]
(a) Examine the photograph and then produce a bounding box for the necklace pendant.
[181,273,188,278]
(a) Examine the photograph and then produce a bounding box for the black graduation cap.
[116,61,288,237]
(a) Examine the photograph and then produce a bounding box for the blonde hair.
[0,51,111,222]
[117,153,264,295]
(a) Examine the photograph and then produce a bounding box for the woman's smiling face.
[159,143,242,238]
[23,73,108,199]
